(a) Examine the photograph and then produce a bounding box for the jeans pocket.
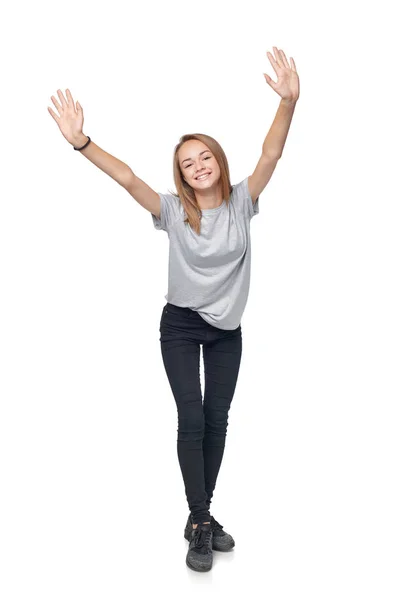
[165,303,193,318]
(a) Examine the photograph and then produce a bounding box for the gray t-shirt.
[152,176,259,330]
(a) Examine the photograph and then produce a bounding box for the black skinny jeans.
[159,302,242,525]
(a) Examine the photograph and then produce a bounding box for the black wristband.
[73,136,91,151]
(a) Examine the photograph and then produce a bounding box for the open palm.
[48,89,84,144]
[263,47,299,103]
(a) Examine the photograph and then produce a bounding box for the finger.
[290,56,297,72]
[266,51,280,76]
[56,89,67,108]
[279,48,290,69]
[48,106,60,124]
[65,88,76,112]
[273,46,284,68]
[50,94,63,114]
[263,72,277,91]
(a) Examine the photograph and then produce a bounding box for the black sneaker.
[186,522,213,572]
[184,514,235,552]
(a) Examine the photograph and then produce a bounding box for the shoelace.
[193,526,212,549]
[210,516,224,531]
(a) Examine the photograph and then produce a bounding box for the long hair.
[167,133,233,236]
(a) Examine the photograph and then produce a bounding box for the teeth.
[197,173,209,180]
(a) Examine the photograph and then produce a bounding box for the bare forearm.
[262,99,297,159]
[72,133,132,187]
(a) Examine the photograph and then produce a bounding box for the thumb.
[263,73,277,91]
[76,101,82,111]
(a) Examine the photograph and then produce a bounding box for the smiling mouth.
[195,173,211,180]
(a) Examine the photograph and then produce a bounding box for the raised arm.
[48,88,161,218]
[248,46,300,202]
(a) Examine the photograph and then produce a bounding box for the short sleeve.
[233,176,260,220]
[151,192,182,232]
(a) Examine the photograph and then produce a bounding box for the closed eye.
[184,156,211,168]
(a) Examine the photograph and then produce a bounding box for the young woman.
[48,46,299,573]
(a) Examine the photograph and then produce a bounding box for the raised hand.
[47,89,85,145]
[263,47,299,104]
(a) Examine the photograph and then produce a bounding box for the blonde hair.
[167,133,233,236]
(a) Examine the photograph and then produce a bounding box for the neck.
[195,183,223,210]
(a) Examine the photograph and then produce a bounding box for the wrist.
[281,97,297,107]
[71,133,88,148]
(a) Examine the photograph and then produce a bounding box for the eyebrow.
[181,150,210,165]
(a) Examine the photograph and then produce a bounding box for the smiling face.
[178,139,221,192]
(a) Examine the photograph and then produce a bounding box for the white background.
[1,0,399,597]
